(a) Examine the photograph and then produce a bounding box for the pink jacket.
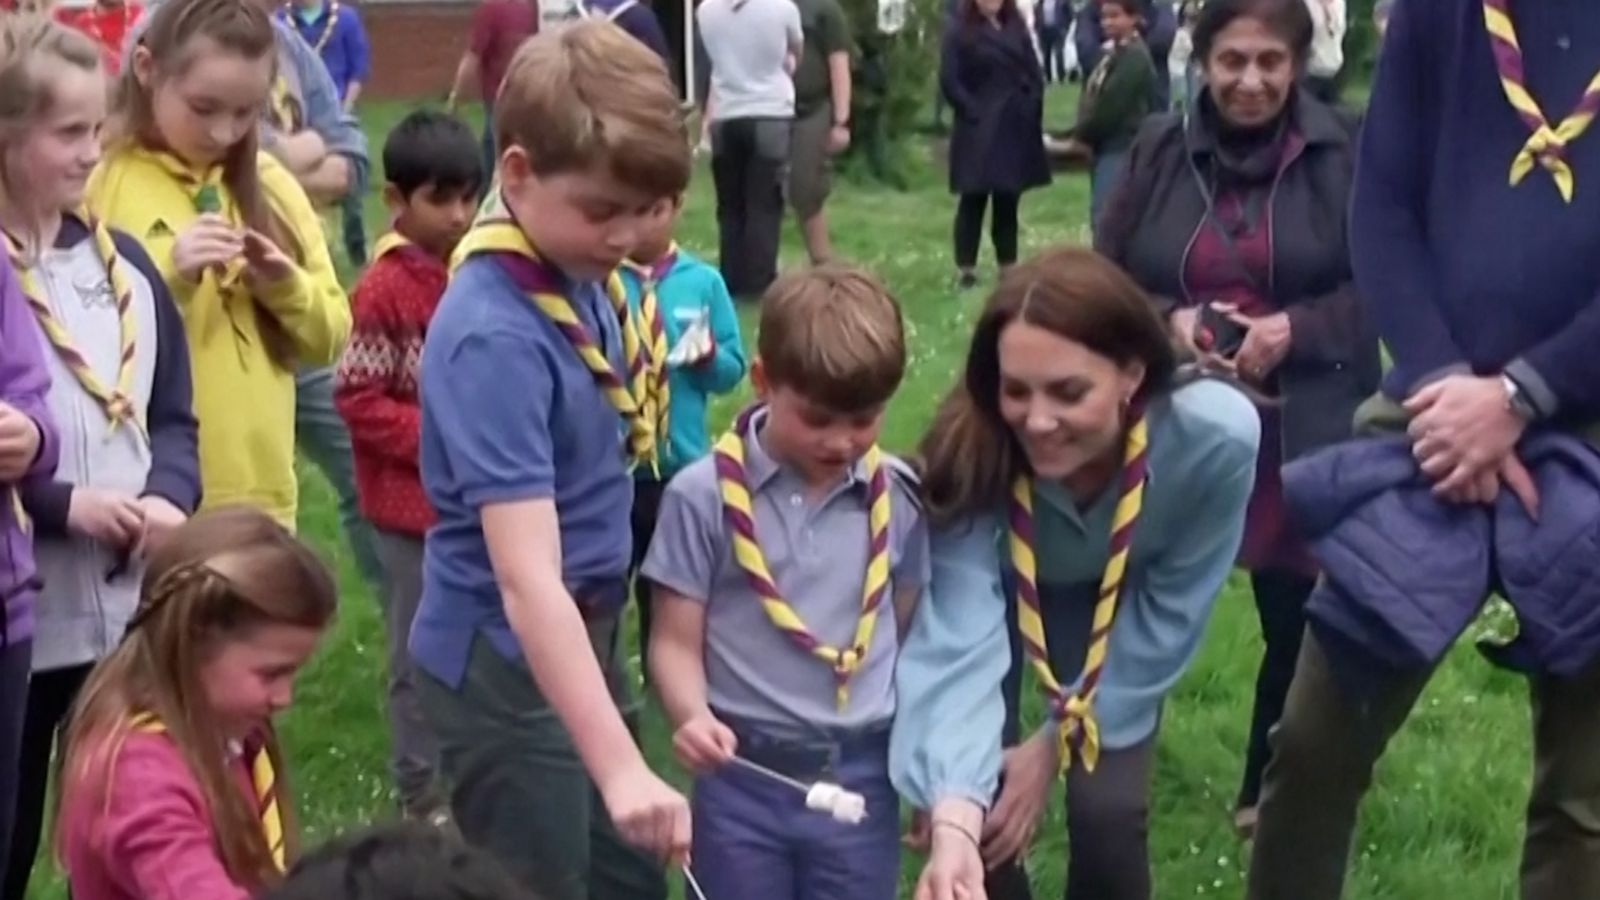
[61,730,261,900]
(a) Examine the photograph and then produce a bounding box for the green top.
[1075,37,1156,153]
[792,0,854,119]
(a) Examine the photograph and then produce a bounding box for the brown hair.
[494,21,690,198]
[115,0,299,364]
[57,506,338,889]
[0,15,103,256]
[758,264,908,414]
[918,247,1177,524]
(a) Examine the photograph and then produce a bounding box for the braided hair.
[57,506,337,890]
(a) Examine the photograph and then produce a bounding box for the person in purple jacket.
[1247,1,1600,898]
[0,248,59,894]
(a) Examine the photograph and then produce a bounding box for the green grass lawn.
[26,92,1532,900]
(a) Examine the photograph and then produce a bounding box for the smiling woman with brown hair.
[889,247,1259,900]
[1094,0,1379,837]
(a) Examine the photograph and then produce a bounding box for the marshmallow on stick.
[804,781,868,825]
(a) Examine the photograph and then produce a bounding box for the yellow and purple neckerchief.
[1483,0,1600,202]
[451,218,659,470]
[4,215,146,442]
[1010,410,1149,774]
[712,405,892,709]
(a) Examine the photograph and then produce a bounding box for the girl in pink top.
[55,505,337,900]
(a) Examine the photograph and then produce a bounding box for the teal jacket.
[619,248,748,478]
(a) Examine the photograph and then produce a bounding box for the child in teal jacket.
[620,196,747,679]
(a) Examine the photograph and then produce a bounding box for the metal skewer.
[729,754,810,793]
[683,864,710,900]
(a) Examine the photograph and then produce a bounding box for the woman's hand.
[914,800,988,900]
[242,229,297,286]
[1230,310,1292,381]
[173,214,244,284]
[1169,306,1201,358]
[980,730,1058,869]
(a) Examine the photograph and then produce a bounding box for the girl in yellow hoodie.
[88,0,350,529]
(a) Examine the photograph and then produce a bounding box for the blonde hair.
[0,15,103,254]
[57,507,339,890]
[495,21,690,198]
[114,0,301,364]
[758,265,908,413]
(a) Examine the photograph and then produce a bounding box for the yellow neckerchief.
[1009,411,1150,774]
[128,712,285,872]
[451,217,658,470]
[4,212,146,442]
[711,407,892,709]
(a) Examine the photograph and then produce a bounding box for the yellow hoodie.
[87,146,351,529]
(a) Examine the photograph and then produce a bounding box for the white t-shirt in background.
[698,0,803,121]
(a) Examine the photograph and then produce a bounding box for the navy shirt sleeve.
[426,329,557,508]
[1350,0,1468,396]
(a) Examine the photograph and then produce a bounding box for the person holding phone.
[1094,0,1378,837]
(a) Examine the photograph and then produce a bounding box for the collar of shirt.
[738,407,873,495]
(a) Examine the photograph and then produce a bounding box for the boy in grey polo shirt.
[643,266,929,900]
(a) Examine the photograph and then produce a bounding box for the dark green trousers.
[1247,630,1600,899]
[417,621,663,900]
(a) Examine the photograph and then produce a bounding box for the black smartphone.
[1195,303,1247,359]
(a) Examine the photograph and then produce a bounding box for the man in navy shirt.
[1247,2,1600,898]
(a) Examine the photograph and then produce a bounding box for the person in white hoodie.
[1303,0,1344,100]
[0,18,200,900]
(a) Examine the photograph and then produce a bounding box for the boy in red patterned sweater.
[334,109,483,823]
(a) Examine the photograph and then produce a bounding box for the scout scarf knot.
[1483,0,1600,202]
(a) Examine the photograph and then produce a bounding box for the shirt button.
[790,494,803,508]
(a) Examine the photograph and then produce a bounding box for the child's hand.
[242,229,296,286]
[173,215,244,284]
[0,402,40,481]
[597,762,693,863]
[671,711,738,774]
[134,495,188,558]
[66,488,144,549]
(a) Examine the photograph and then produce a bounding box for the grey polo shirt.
[642,411,930,738]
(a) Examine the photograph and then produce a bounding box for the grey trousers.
[417,623,664,900]
[373,530,442,814]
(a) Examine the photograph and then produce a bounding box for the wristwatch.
[1501,373,1538,422]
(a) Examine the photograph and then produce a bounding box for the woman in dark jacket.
[1095,0,1379,838]
[940,0,1050,289]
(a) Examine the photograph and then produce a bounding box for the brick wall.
[359,0,694,100]
[362,2,476,100]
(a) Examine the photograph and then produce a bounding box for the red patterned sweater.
[334,238,445,537]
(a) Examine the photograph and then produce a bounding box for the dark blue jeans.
[690,723,899,900]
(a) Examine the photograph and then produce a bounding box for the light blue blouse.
[889,379,1261,810]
